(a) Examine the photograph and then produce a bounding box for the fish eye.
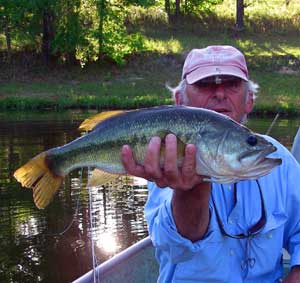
[247,135,258,146]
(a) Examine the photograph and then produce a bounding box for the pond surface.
[0,110,299,283]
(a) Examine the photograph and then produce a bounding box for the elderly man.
[121,45,300,282]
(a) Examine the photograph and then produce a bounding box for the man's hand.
[283,266,300,283]
[121,134,204,190]
[122,133,211,241]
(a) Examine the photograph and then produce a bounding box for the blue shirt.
[144,136,300,283]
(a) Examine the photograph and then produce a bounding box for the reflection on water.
[0,111,299,283]
[0,111,149,283]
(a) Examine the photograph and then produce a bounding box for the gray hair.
[169,79,259,104]
[167,79,259,123]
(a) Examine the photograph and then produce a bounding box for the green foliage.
[0,95,171,110]
[216,0,300,34]
[0,0,146,65]
[123,0,156,7]
[126,5,168,26]
[100,9,145,65]
[1,0,300,72]
[76,0,146,66]
[0,0,32,50]
[182,0,223,14]
[51,0,82,60]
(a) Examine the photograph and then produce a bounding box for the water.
[0,111,299,283]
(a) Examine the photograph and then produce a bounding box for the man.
[121,45,300,282]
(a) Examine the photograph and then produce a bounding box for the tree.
[52,0,82,63]
[178,0,223,16]
[175,0,180,18]
[0,0,27,61]
[236,0,244,30]
[165,0,171,18]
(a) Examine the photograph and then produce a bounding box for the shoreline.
[0,96,299,117]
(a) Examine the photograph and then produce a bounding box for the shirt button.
[267,232,273,239]
[228,218,234,224]
[229,249,235,256]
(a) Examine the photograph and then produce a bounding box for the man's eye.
[194,82,210,88]
[227,80,240,88]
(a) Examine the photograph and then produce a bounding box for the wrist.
[171,183,211,242]
[173,182,211,199]
[291,265,300,272]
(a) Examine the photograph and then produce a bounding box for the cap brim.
[185,65,248,84]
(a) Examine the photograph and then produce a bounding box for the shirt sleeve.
[283,152,300,268]
[262,135,300,268]
[144,182,223,264]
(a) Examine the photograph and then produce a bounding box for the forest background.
[0,0,299,115]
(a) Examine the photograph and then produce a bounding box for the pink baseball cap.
[182,45,249,84]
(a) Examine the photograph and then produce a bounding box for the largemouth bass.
[14,106,282,209]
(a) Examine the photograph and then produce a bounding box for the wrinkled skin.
[283,266,300,283]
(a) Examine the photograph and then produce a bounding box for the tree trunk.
[42,11,52,64]
[175,0,180,19]
[4,16,12,62]
[236,0,244,31]
[97,0,106,57]
[165,0,170,18]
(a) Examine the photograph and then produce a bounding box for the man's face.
[182,75,253,123]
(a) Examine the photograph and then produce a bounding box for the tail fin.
[14,152,63,209]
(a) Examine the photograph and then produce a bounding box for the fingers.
[164,134,179,182]
[122,135,203,190]
[144,137,163,180]
[182,144,197,179]
[121,145,145,178]
[164,138,203,190]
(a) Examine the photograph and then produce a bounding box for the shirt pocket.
[247,224,285,279]
[173,241,231,282]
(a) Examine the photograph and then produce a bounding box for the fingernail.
[122,145,129,153]
[166,133,176,142]
[151,136,161,144]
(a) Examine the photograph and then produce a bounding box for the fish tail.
[13,152,64,209]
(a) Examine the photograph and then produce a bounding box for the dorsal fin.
[78,110,125,132]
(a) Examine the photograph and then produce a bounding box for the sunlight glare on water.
[0,111,299,283]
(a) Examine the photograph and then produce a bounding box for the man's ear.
[175,91,183,106]
[245,91,254,114]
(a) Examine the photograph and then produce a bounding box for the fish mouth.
[239,144,281,166]
[236,144,282,180]
[256,144,282,165]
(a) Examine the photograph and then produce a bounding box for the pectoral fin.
[88,169,148,188]
[88,168,124,186]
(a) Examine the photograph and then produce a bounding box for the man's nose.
[214,84,226,100]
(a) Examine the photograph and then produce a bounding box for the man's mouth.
[213,108,231,114]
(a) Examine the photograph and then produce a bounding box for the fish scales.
[49,107,198,175]
[14,106,282,209]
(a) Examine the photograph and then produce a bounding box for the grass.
[0,0,300,114]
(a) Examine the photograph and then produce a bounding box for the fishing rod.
[291,126,300,163]
[265,113,280,135]
[264,112,300,164]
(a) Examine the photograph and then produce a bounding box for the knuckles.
[122,138,201,191]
